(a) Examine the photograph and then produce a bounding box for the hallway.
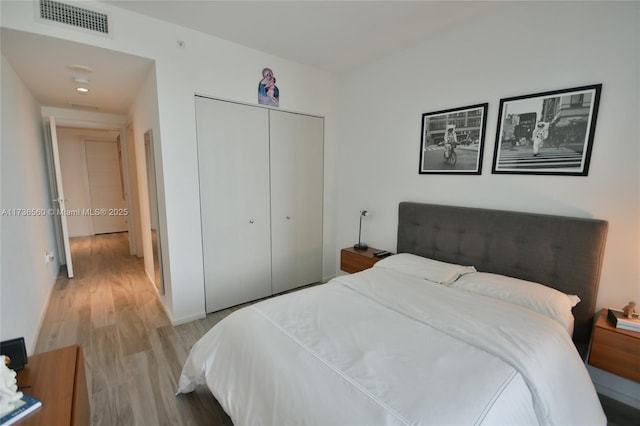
[35,233,231,425]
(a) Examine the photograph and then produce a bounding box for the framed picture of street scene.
[492,84,602,176]
[419,103,488,175]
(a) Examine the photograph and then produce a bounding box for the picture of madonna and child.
[258,67,279,107]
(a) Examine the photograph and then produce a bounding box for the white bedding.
[178,267,605,425]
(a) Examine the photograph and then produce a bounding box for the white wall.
[1,1,338,324]
[336,1,640,310]
[0,56,60,353]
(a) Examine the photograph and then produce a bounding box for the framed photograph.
[492,84,602,175]
[419,103,488,175]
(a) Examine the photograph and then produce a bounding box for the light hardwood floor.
[35,232,232,425]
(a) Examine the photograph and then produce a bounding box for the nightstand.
[16,345,90,425]
[588,309,640,383]
[340,247,393,274]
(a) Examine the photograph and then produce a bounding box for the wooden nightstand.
[340,247,393,274]
[16,345,90,425]
[588,309,640,383]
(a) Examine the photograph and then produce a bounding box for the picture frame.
[492,84,602,176]
[419,103,488,175]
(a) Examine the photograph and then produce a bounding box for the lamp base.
[353,243,368,250]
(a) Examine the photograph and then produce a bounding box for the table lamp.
[354,210,369,250]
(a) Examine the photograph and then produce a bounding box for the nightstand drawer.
[589,310,640,383]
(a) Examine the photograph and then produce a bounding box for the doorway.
[47,121,141,283]
[48,118,164,296]
[56,127,130,239]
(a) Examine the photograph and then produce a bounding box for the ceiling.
[1,27,154,114]
[105,1,498,73]
[1,1,499,114]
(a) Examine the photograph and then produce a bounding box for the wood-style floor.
[35,232,232,425]
[35,233,640,425]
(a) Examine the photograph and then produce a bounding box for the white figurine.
[623,301,637,319]
[0,355,23,416]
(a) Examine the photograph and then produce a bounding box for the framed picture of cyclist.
[492,84,602,176]
[419,103,488,175]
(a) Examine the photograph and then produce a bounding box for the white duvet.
[178,267,605,425]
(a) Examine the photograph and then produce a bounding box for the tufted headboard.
[397,202,608,354]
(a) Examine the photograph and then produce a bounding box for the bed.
[178,202,609,425]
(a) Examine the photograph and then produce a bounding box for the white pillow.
[452,272,580,335]
[373,253,476,285]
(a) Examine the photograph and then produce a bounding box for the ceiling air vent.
[69,103,100,111]
[39,0,110,35]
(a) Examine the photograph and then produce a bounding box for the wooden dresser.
[16,345,90,425]
[588,309,640,383]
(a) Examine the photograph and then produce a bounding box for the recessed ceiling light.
[67,64,94,73]
[74,77,90,84]
[76,87,89,93]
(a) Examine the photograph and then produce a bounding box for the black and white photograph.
[419,103,488,175]
[492,84,602,175]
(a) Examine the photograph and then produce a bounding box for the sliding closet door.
[270,110,324,294]
[195,97,272,312]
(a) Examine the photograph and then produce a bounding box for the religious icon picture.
[258,67,279,107]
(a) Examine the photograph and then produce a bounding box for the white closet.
[195,96,324,313]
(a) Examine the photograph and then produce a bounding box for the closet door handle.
[286,216,291,220]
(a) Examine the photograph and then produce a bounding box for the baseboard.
[142,267,206,326]
[588,365,640,409]
[30,266,59,355]
[171,312,206,326]
[31,291,52,355]
[322,274,337,283]
[144,267,155,290]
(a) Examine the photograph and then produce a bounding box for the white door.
[270,110,324,294]
[47,117,74,278]
[196,97,272,312]
[85,140,128,234]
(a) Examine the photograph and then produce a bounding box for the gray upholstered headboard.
[397,202,608,352]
